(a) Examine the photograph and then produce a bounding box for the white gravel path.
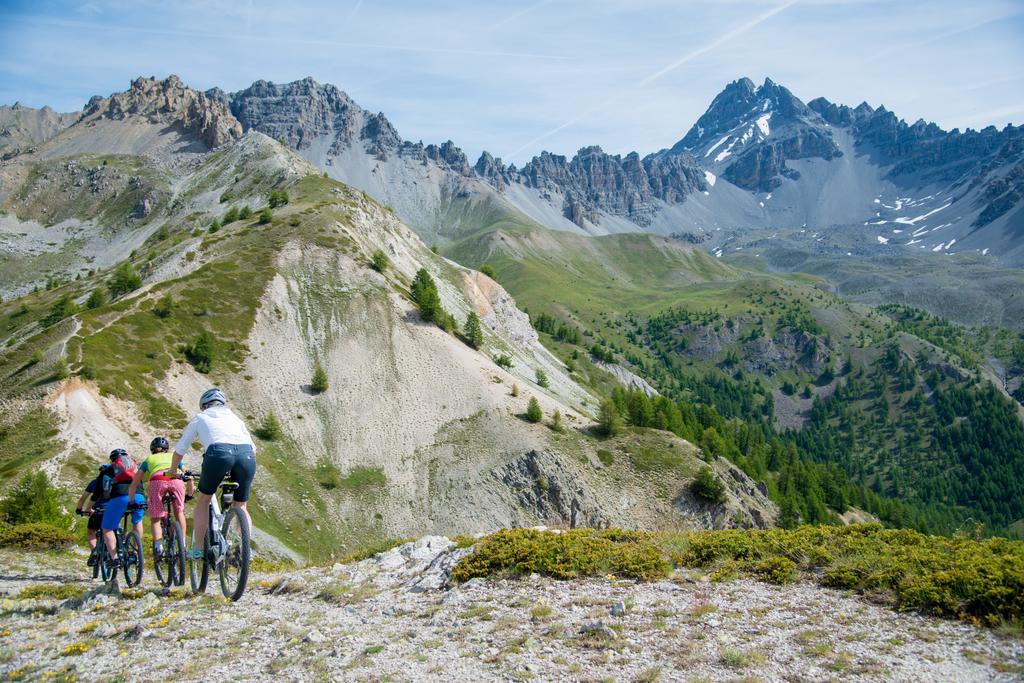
[0,540,1021,682]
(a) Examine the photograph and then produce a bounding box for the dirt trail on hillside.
[0,541,1020,682]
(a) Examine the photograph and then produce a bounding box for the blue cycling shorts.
[101,493,145,530]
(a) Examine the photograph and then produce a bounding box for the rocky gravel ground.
[0,538,1021,682]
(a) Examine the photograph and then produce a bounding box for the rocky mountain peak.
[83,74,242,148]
[474,151,512,190]
[424,140,472,175]
[659,76,841,191]
[226,77,364,151]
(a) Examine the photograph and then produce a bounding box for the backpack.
[94,465,114,500]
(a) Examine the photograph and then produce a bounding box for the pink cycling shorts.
[147,478,185,519]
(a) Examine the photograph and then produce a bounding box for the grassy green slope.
[448,227,738,317]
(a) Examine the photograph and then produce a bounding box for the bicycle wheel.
[90,546,100,580]
[189,532,210,594]
[97,549,109,582]
[219,507,251,602]
[122,530,144,588]
[168,520,186,587]
[153,521,172,588]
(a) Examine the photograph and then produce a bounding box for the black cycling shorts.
[198,444,256,502]
[87,508,104,532]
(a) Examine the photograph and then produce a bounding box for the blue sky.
[1,0,1022,164]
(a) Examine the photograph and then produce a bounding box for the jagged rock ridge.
[85,75,242,149]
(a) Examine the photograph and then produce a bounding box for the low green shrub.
[452,525,1024,625]
[676,524,1024,622]
[451,528,668,582]
[17,583,84,601]
[370,249,389,273]
[0,522,75,549]
[337,466,386,490]
[340,537,414,563]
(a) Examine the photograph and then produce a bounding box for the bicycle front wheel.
[122,530,144,588]
[219,507,251,602]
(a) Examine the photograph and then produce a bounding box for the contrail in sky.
[505,0,797,160]
[6,16,568,61]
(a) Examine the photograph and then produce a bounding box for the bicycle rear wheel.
[122,530,143,588]
[96,548,109,582]
[189,532,210,594]
[154,521,172,587]
[168,520,186,587]
[219,507,250,602]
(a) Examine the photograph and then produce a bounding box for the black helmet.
[109,448,128,461]
[150,436,169,453]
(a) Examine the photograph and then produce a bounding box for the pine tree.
[0,472,65,526]
[208,218,221,234]
[254,412,283,441]
[535,367,549,388]
[108,262,142,298]
[185,331,215,373]
[223,206,240,223]
[411,268,442,321]
[550,410,564,433]
[153,294,174,319]
[268,189,290,208]
[597,398,622,437]
[85,289,106,310]
[526,397,543,423]
[692,466,726,503]
[258,208,273,224]
[42,294,78,327]
[311,362,328,393]
[463,311,484,349]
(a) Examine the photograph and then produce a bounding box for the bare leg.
[175,507,188,541]
[231,501,252,530]
[192,492,212,549]
[87,529,97,550]
[151,519,163,543]
[102,529,117,560]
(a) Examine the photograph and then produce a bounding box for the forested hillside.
[456,228,1024,537]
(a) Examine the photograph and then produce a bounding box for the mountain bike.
[77,509,111,582]
[187,474,250,601]
[152,481,188,588]
[94,503,145,588]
